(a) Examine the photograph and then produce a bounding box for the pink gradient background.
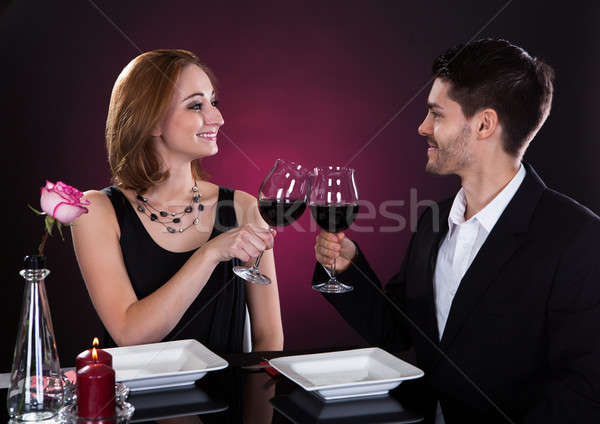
[1,1,598,364]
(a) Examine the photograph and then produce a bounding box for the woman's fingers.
[243,224,275,250]
[232,247,251,263]
[241,230,267,252]
[240,243,261,261]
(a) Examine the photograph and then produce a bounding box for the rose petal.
[40,188,67,216]
[52,202,88,223]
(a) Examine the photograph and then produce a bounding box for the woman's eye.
[211,100,219,107]
[190,103,202,111]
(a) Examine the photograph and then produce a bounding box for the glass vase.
[7,255,64,421]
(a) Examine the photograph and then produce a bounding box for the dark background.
[1,0,598,368]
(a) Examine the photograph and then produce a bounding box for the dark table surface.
[1,348,511,424]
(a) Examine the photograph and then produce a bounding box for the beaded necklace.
[135,181,204,233]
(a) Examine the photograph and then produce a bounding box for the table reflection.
[271,387,423,423]
[128,384,227,423]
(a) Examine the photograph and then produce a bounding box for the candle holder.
[58,401,134,423]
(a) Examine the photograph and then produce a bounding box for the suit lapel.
[434,163,547,361]
[426,206,450,343]
[407,200,450,370]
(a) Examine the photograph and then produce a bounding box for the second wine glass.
[233,158,310,285]
[310,166,359,293]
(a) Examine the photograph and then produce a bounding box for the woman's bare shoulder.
[232,189,261,226]
[73,189,120,235]
[233,189,257,205]
[81,189,116,214]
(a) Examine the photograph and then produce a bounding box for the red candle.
[76,348,116,419]
[76,337,112,371]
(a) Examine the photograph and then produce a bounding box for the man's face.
[418,79,474,175]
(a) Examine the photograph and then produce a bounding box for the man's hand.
[314,230,357,273]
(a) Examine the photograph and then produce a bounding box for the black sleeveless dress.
[100,186,245,354]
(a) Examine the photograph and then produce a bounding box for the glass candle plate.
[58,400,134,423]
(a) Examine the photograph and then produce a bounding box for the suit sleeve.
[312,231,418,353]
[521,218,600,422]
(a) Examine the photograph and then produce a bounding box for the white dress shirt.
[433,163,526,339]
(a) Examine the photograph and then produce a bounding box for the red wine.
[310,204,359,233]
[258,199,307,227]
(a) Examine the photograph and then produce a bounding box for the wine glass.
[310,166,359,293]
[233,158,310,285]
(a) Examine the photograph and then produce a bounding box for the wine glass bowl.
[233,159,310,285]
[310,166,359,293]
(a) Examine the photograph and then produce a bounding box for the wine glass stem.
[330,256,337,280]
[252,251,265,271]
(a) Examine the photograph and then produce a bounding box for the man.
[313,39,600,423]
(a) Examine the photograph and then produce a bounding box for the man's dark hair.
[433,38,555,157]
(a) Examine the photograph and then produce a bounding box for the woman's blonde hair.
[106,49,214,193]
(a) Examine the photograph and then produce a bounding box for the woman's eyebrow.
[182,90,215,102]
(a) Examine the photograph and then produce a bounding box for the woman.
[71,49,283,353]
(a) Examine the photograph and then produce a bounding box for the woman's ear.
[150,126,162,137]
[475,108,499,139]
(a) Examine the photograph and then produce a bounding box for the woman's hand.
[202,223,276,265]
[314,230,356,273]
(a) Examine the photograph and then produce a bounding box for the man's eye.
[211,100,219,107]
[431,111,440,118]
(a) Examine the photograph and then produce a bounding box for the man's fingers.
[318,231,339,243]
[316,245,339,259]
[316,253,335,265]
[318,239,341,252]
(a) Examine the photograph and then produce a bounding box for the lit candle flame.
[92,337,100,347]
[92,347,98,362]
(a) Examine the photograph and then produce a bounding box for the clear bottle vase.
[7,255,64,421]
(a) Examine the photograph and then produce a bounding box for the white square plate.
[268,348,424,401]
[104,339,228,392]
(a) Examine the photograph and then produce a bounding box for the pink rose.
[40,181,90,224]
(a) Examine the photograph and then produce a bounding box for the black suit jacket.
[313,163,600,423]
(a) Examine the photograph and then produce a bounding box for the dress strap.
[213,187,238,235]
[100,186,129,230]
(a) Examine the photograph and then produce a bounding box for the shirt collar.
[447,163,526,233]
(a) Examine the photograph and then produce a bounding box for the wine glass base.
[233,266,271,285]
[312,281,353,293]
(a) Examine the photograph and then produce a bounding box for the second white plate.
[105,339,228,392]
[268,347,424,401]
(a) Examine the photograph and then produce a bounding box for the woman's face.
[153,64,224,162]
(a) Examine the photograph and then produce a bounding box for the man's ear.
[475,108,499,139]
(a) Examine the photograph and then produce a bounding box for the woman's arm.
[234,190,284,351]
[72,190,273,347]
